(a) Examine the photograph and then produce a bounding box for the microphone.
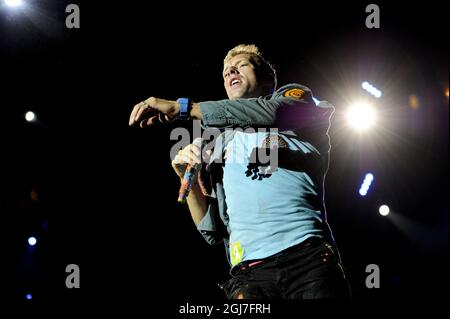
[178,138,203,203]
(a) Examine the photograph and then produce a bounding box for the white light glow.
[361,81,382,98]
[25,111,35,122]
[379,205,390,216]
[346,102,377,132]
[359,173,375,196]
[28,236,37,246]
[5,0,23,7]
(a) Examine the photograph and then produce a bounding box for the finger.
[129,104,141,126]
[176,153,198,166]
[158,113,171,123]
[173,152,195,165]
[181,148,201,164]
[184,143,200,156]
[172,157,187,176]
[172,154,186,165]
[155,112,175,124]
[171,157,181,167]
[189,144,201,157]
[179,148,201,164]
[134,104,149,123]
[139,115,159,128]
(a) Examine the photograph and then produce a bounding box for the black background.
[1,0,448,314]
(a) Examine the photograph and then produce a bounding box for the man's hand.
[171,143,202,180]
[171,139,212,180]
[129,97,180,127]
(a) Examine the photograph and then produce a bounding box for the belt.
[240,236,323,269]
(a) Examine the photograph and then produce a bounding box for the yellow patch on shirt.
[262,134,288,149]
[231,241,244,266]
[283,88,305,99]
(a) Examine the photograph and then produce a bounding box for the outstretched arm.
[128,97,203,127]
[128,84,332,130]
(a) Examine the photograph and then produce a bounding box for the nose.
[225,66,239,78]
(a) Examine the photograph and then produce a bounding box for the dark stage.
[1,0,448,315]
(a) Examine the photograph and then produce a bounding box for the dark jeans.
[221,237,351,299]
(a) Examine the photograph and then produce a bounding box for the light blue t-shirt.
[223,130,327,266]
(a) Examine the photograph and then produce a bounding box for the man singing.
[129,44,350,299]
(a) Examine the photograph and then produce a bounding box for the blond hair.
[223,44,262,65]
[224,44,277,93]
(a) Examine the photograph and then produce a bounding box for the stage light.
[25,111,35,122]
[361,81,382,98]
[25,293,32,300]
[359,173,374,196]
[379,204,390,216]
[28,236,37,246]
[408,94,420,110]
[4,0,23,7]
[346,102,377,132]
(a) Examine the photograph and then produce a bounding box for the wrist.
[173,100,181,118]
[177,98,192,120]
[190,102,202,120]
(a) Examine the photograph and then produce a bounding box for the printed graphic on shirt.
[283,88,305,99]
[263,134,288,148]
[245,134,288,180]
[231,241,244,266]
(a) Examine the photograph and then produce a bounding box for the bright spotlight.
[346,102,377,132]
[361,81,382,98]
[359,173,374,196]
[25,111,35,122]
[28,236,37,246]
[312,97,320,106]
[5,0,23,7]
[25,293,33,300]
[379,204,390,216]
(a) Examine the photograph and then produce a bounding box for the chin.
[232,90,246,99]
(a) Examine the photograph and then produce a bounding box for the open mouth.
[230,78,242,89]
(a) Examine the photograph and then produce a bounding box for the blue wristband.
[177,98,190,120]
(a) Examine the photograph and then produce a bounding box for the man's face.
[223,53,263,100]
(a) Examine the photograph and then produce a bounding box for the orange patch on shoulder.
[283,88,305,99]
